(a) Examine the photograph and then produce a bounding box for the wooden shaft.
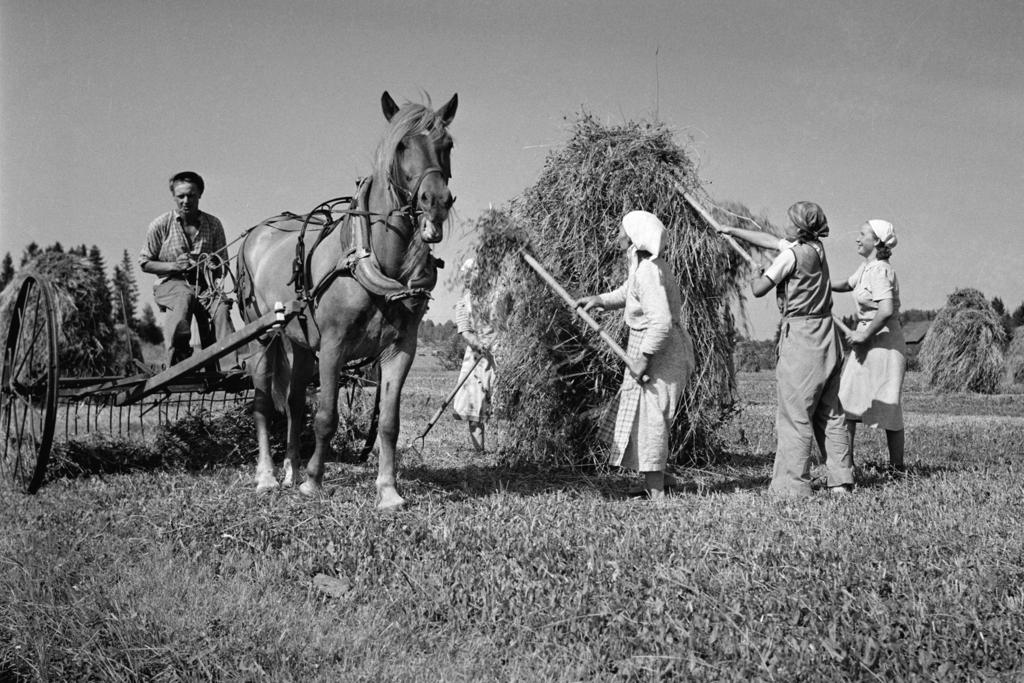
[520,250,648,382]
[415,353,483,441]
[679,187,759,267]
[115,300,304,404]
[680,188,854,338]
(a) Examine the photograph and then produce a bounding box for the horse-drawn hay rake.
[0,272,380,494]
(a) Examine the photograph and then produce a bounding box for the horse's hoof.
[282,470,300,487]
[376,487,406,511]
[299,480,322,497]
[255,474,279,493]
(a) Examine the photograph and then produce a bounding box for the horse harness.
[284,172,443,321]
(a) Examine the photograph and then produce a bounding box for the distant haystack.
[920,288,1007,394]
[472,113,767,466]
[1006,326,1024,386]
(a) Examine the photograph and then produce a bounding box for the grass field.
[2,358,1023,681]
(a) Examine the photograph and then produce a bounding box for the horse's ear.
[436,93,458,127]
[381,91,400,122]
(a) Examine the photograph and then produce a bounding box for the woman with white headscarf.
[453,258,497,452]
[577,211,695,500]
[832,219,906,472]
[717,201,854,496]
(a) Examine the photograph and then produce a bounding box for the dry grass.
[2,365,1023,681]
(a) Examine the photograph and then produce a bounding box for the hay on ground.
[920,288,1007,394]
[471,113,769,467]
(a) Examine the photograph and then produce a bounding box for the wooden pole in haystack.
[679,188,854,338]
[520,249,649,383]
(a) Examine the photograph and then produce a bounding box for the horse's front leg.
[302,341,342,496]
[251,353,278,492]
[376,346,415,510]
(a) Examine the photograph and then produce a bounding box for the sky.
[2,0,1022,339]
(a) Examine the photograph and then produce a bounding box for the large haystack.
[0,251,122,376]
[472,114,761,466]
[921,288,1007,394]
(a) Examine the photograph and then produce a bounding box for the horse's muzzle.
[420,215,444,243]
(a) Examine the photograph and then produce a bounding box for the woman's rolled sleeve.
[598,283,628,310]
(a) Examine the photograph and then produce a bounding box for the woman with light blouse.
[576,211,694,500]
[832,219,906,472]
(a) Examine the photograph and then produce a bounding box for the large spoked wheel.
[338,361,380,462]
[1,276,59,493]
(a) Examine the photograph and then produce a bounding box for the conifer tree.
[20,242,40,266]
[111,249,139,328]
[1012,303,1024,328]
[0,252,13,292]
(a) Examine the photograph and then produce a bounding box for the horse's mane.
[399,230,430,283]
[373,101,453,184]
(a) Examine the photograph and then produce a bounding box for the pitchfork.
[404,353,484,457]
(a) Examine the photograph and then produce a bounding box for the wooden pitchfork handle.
[411,353,484,445]
[680,189,854,338]
[520,249,649,383]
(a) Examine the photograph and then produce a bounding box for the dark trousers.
[154,278,236,369]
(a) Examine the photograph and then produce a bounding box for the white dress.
[452,291,496,422]
[838,260,907,430]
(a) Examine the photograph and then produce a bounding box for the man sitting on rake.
[139,171,236,370]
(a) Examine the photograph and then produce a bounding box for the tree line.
[1,242,164,349]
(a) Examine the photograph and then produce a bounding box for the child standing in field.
[452,258,497,452]
[832,219,906,472]
[717,201,854,496]
[577,211,695,500]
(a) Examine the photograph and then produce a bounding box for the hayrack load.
[471,114,762,466]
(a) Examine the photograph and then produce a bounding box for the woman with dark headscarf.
[716,202,853,496]
[832,219,906,472]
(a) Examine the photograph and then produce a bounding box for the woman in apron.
[577,211,695,500]
[832,220,906,472]
[452,258,497,452]
[717,202,854,496]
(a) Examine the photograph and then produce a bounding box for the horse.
[236,91,457,509]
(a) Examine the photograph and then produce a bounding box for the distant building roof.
[902,320,932,344]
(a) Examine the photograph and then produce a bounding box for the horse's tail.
[251,331,294,414]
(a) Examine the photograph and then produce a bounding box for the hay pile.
[471,114,760,466]
[0,251,121,376]
[920,288,1007,394]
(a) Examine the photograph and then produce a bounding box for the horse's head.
[378,92,457,244]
